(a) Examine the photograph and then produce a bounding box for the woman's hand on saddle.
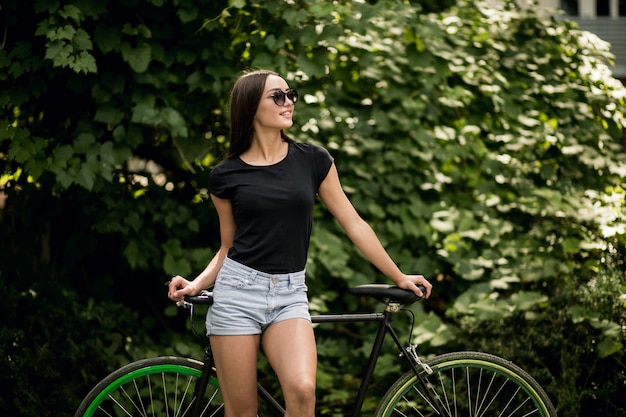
[396,274,432,299]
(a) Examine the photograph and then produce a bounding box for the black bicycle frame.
[191,304,444,417]
[312,306,444,417]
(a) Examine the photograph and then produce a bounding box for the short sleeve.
[310,144,334,189]
[209,162,233,199]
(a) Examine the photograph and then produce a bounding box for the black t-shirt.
[209,142,334,274]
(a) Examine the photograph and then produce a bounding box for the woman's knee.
[285,377,316,405]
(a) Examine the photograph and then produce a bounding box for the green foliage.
[1,0,625,416]
[0,280,155,416]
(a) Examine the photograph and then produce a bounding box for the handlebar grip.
[183,290,214,305]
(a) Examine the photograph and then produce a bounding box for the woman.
[168,69,432,417]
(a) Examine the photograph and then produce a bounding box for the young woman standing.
[168,69,432,417]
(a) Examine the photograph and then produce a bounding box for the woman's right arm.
[167,195,235,302]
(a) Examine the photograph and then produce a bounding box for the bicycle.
[74,283,557,417]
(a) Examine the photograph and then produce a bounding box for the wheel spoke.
[132,379,147,416]
[434,369,453,417]
[465,367,473,417]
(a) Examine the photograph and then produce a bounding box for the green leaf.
[430,209,457,232]
[567,304,589,323]
[471,298,513,321]
[121,42,152,73]
[412,312,455,347]
[99,141,117,166]
[59,4,82,21]
[74,50,97,73]
[78,162,96,190]
[590,319,623,338]
[75,132,96,153]
[449,284,491,316]
[161,107,188,138]
[311,227,350,275]
[229,0,246,9]
[74,28,93,50]
[163,253,192,277]
[509,291,548,311]
[95,104,125,125]
[124,239,143,269]
[596,338,623,359]
[131,96,158,124]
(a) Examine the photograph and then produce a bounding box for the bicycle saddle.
[348,284,424,305]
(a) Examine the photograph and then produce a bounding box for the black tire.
[74,356,224,417]
[374,351,557,417]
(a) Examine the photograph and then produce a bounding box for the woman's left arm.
[318,163,432,298]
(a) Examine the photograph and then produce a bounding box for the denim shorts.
[206,257,310,335]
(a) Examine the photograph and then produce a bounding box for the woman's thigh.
[262,318,317,392]
[209,334,261,415]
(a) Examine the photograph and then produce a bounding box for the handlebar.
[181,290,214,306]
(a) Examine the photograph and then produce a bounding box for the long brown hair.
[225,69,293,159]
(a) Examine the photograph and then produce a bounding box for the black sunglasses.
[269,90,299,106]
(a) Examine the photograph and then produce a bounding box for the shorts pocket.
[215,265,256,290]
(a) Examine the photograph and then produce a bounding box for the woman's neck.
[240,132,288,166]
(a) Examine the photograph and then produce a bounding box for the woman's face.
[253,75,296,132]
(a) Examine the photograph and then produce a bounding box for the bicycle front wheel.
[74,356,224,417]
[375,351,556,417]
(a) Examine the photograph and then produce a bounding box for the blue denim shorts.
[206,257,310,335]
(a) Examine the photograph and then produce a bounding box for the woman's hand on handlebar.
[168,275,199,303]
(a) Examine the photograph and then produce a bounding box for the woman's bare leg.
[209,334,261,417]
[262,318,317,417]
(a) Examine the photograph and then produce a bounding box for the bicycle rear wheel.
[74,356,224,417]
[375,351,556,417]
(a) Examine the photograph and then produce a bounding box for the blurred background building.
[541,0,625,81]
